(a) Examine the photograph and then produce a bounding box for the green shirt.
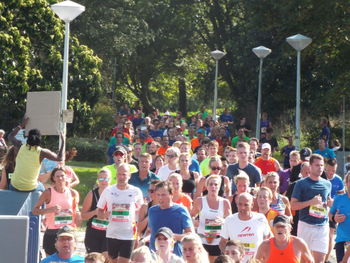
[231,136,250,147]
[103,163,138,185]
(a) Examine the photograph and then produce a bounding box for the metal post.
[59,21,70,153]
[295,51,301,150]
[255,58,263,139]
[213,59,219,121]
[343,96,346,176]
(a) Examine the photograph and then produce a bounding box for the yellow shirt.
[103,163,138,185]
[11,145,41,191]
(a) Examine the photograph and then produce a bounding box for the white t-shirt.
[157,164,177,181]
[97,184,143,240]
[221,212,270,263]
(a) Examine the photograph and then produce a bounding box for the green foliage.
[0,0,103,135]
[73,166,101,204]
[66,137,107,163]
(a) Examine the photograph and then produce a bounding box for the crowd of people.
[0,107,349,263]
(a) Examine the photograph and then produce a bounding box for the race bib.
[242,243,255,256]
[309,204,327,218]
[345,241,350,251]
[111,203,130,222]
[91,218,109,230]
[204,219,222,244]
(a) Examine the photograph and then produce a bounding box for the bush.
[66,137,107,163]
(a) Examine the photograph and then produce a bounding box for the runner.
[176,153,200,197]
[220,193,271,263]
[148,181,194,257]
[158,147,180,181]
[255,215,313,263]
[97,164,143,263]
[33,167,81,256]
[192,175,231,263]
[229,171,253,214]
[224,240,245,263]
[329,172,350,263]
[182,233,210,263]
[256,187,280,230]
[169,173,193,211]
[154,227,184,263]
[254,143,281,176]
[81,169,111,259]
[200,141,221,177]
[291,154,332,263]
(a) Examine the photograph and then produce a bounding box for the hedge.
[66,137,107,163]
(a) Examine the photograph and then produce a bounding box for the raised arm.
[8,117,29,148]
[40,132,65,162]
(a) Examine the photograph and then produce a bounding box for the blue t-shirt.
[220,114,233,123]
[292,177,331,225]
[226,163,262,193]
[40,253,84,263]
[189,159,200,174]
[149,129,164,138]
[330,193,350,243]
[328,174,344,198]
[128,171,159,197]
[314,148,336,160]
[148,204,193,256]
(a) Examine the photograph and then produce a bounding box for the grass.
[70,161,106,205]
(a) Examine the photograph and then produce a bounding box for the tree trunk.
[140,85,153,115]
[178,77,187,117]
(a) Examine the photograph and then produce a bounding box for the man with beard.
[147,141,160,170]
[255,215,313,263]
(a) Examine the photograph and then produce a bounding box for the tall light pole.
[286,34,312,150]
[252,46,271,139]
[210,50,226,121]
[51,0,85,152]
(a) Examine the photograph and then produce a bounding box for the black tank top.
[86,187,103,230]
[176,170,196,194]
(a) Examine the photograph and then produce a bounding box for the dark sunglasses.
[211,167,221,171]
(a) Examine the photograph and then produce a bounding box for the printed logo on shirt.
[238,226,254,238]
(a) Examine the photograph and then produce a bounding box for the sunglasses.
[166,154,176,158]
[98,178,110,182]
[211,167,221,171]
[114,152,124,157]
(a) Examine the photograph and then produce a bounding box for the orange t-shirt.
[254,157,278,175]
[191,138,200,151]
[158,146,169,156]
[267,237,299,263]
[174,193,192,210]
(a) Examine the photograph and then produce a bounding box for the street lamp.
[286,34,312,150]
[211,50,226,121]
[252,46,271,139]
[51,0,85,152]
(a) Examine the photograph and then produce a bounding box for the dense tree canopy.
[0,0,102,135]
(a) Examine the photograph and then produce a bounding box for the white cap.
[261,143,271,150]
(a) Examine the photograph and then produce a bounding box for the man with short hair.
[158,136,170,156]
[315,138,336,160]
[255,215,313,263]
[129,153,160,198]
[220,193,271,262]
[231,128,250,148]
[148,181,193,257]
[291,154,332,263]
[147,141,160,169]
[196,147,207,164]
[103,146,138,185]
[226,142,262,193]
[191,128,205,151]
[200,140,220,176]
[254,143,281,176]
[40,226,84,263]
[97,164,143,263]
[180,142,200,174]
[132,143,142,163]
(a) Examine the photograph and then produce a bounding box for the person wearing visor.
[155,227,184,263]
[256,215,313,263]
[40,226,84,263]
[103,146,138,185]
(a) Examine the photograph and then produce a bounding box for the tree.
[0,0,102,135]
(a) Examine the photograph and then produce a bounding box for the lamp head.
[51,0,85,23]
[286,34,312,51]
[252,46,272,59]
[211,50,226,61]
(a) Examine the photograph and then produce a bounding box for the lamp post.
[210,50,226,121]
[286,34,312,150]
[252,46,271,139]
[51,0,85,152]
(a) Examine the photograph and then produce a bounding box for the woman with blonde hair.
[264,172,292,217]
[155,227,184,263]
[169,173,192,211]
[182,233,209,263]
[192,175,231,263]
[176,153,200,197]
[131,245,155,263]
[229,171,253,213]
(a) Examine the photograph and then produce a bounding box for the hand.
[48,205,61,214]
[309,194,323,206]
[59,130,66,141]
[327,196,333,207]
[334,209,346,223]
[21,116,29,128]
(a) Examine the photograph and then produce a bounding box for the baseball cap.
[300,147,312,161]
[196,128,206,134]
[56,225,75,239]
[155,227,174,239]
[113,146,127,156]
[273,215,291,226]
[261,143,271,150]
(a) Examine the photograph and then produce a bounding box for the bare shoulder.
[292,236,308,249]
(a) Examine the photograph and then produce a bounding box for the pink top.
[46,187,76,229]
